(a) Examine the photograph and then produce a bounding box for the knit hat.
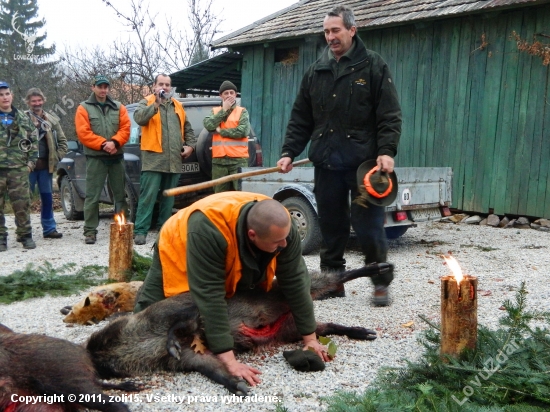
[219,80,237,94]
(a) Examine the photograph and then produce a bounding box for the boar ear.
[84,297,91,307]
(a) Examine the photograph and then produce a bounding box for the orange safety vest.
[160,191,276,298]
[211,106,249,158]
[140,95,186,153]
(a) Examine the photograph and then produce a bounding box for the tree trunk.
[109,222,134,282]
[440,275,478,360]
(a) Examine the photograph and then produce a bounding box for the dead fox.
[0,323,137,412]
[87,264,391,396]
[62,281,143,325]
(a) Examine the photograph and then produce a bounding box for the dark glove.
[283,349,325,372]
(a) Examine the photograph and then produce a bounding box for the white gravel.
[1,212,549,411]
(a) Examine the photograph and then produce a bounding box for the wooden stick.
[163,158,311,197]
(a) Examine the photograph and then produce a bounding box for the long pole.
[163,158,311,197]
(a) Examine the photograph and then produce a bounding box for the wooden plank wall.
[240,5,550,217]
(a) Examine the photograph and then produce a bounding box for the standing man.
[203,80,250,193]
[133,74,196,245]
[134,191,330,385]
[277,6,402,306]
[25,88,68,239]
[0,81,37,251]
[75,75,130,245]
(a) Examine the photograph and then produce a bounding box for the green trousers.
[212,158,248,193]
[134,241,166,313]
[0,166,32,239]
[83,156,127,236]
[133,171,180,236]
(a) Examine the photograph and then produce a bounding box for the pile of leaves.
[325,283,550,411]
[0,252,153,304]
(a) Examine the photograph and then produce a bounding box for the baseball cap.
[92,75,110,86]
[0,81,10,89]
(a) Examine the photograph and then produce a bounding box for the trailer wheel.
[385,226,409,239]
[281,197,322,255]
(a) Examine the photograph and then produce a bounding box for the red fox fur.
[62,281,143,325]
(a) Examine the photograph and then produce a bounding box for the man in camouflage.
[25,87,68,239]
[0,81,38,251]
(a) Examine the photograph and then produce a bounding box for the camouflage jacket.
[25,110,68,173]
[0,106,38,169]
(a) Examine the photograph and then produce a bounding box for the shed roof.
[170,52,243,96]
[212,0,550,49]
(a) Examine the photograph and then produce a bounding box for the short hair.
[25,87,47,103]
[153,73,171,85]
[327,5,356,30]
[247,200,290,238]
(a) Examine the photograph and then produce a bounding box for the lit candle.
[108,212,134,282]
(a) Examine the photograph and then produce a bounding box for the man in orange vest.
[134,191,330,386]
[133,74,196,245]
[203,80,250,192]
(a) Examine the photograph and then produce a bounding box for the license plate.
[410,207,442,222]
[181,162,200,173]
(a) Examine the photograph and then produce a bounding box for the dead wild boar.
[61,281,143,325]
[87,264,391,396]
[0,323,137,412]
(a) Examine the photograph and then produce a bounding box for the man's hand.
[222,95,236,111]
[277,157,293,173]
[302,332,331,362]
[154,89,167,108]
[102,141,117,155]
[376,155,395,173]
[216,350,262,386]
[181,146,194,159]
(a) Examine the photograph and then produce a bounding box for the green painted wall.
[239,5,550,218]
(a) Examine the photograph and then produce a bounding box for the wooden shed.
[174,0,550,218]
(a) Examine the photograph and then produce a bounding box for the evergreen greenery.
[0,262,105,304]
[0,252,152,304]
[324,283,550,411]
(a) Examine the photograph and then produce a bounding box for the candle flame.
[114,212,126,228]
[443,255,463,284]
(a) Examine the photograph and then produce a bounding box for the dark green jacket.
[75,94,130,157]
[281,36,402,170]
[186,202,315,354]
[0,106,37,169]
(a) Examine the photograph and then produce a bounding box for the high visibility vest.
[211,106,249,158]
[160,191,276,297]
[140,95,186,153]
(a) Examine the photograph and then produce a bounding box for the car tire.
[385,226,409,239]
[60,176,83,221]
[281,197,322,255]
[125,183,137,223]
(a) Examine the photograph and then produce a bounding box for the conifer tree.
[0,0,60,109]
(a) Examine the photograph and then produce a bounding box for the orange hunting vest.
[140,95,186,153]
[160,191,276,298]
[211,106,249,158]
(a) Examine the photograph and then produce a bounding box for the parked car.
[56,98,263,221]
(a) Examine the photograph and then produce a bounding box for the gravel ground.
[1,211,549,411]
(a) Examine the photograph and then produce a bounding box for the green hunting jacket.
[185,202,316,354]
[281,36,402,170]
[134,99,196,173]
[0,106,37,169]
[25,110,68,173]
